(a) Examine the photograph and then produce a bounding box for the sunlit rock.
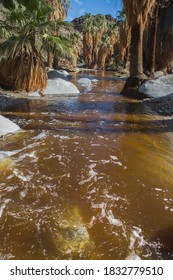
[29,79,80,97]
[44,79,80,95]
[0,115,20,137]
[139,74,173,98]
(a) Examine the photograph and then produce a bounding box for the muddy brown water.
[0,71,173,260]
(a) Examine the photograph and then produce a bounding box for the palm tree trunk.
[53,55,59,69]
[47,51,53,68]
[130,21,143,76]
[123,45,129,69]
[148,4,159,74]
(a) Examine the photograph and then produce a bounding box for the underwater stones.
[0,158,12,172]
[51,206,93,257]
[0,115,20,137]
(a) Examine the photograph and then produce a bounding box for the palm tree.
[98,35,113,69]
[0,0,73,92]
[116,8,131,68]
[156,1,173,71]
[46,0,70,68]
[143,0,171,75]
[106,20,119,66]
[81,14,94,68]
[123,0,155,77]
[82,14,116,69]
[91,14,108,69]
[0,0,51,92]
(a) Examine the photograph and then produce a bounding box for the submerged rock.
[139,74,173,98]
[0,115,20,137]
[0,158,12,172]
[51,206,93,257]
[0,202,94,259]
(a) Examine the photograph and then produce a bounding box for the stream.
[0,71,173,260]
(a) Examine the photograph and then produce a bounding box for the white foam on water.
[110,155,123,166]
[20,189,28,199]
[104,193,127,203]
[0,253,15,260]
[0,199,11,218]
[154,188,163,192]
[129,226,146,251]
[15,151,38,163]
[110,155,118,161]
[126,253,141,260]
[88,216,97,228]
[92,202,107,218]
[4,186,17,192]
[100,159,110,164]
[107,210,123,227]
[13,169,33,182]
[91,144,100,147]
[79,163,98,186]
[32,131,47,140]
[0,149,22,159]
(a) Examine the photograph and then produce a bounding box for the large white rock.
[139,74,173,98]
[0,115,20,137]
[44,79,80,95]
[29,79,80,97]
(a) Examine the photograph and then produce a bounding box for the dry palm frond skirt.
[0,46,47,92]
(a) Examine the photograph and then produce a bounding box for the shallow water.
[1,71,173,260]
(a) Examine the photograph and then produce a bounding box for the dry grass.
[0,46,47,92]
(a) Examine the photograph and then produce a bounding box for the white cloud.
[106,0,110,3]
[79,9,86,15]
[74,0,83,5]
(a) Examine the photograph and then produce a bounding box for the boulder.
[0,115,20,137]
[29,79,80,97]
[154,71,164,79]
[48,70,72,81]
[77,78,92,87]
[139,74,173,98]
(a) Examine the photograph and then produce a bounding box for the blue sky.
[67,0,122,21]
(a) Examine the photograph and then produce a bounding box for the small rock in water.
[77,78,92,86]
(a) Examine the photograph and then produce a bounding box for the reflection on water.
[0,71,173,260]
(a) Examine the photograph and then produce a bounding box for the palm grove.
[0,0,173,96]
